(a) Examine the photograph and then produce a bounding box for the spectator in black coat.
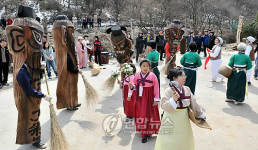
[135,32,145,63]
[82,16,87,29]
[0,39,10,87]
[156,30,165,61]
[1,17,6,29]
[195,32,204,56]
[187,32,195,50]
[90,17,94,28]
[208,31,216,49]
[97,17,101,27]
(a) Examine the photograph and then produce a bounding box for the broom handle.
[43,66,52,104]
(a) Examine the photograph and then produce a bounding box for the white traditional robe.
[210,45,224,81]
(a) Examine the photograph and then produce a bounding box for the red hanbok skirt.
[123,85,136,117]
[134,86,161,138]
[87,48,93,55]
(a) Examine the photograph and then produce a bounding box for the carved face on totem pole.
[164,21,184,57]
[106,26,132,64]
[163,21,184,75]
[52,15,78,71]
[5,5,43,144]
[6,10,43,108]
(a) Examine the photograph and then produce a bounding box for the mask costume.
[6,5,44,144]
[164,21,184,75]
[106,26,133,80]
[52,15,79,110]
[106,26,132,64]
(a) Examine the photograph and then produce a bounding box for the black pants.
[136,48,143,62]
[89,54,93,62]
[157,46,164,60]
[83,22,87,28]
[202,45,208,57]
[197,44,202,54]
[95,50,101,65]
[0,63,9,84]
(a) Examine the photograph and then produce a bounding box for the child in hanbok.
[118,64,137,122]
[129,59,161,143]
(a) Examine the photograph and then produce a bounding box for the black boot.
[32,141,47,149]
[142,135,150,143]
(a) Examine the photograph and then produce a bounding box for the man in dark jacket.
[0,39,10,87]
[203,30,209,57]
[97,17,101,27]
[1,17,6,29]
[144,31,153,49]
[195,32,204,56]
[209,31,216,49]
[135,32,145,63]
[156,30,165,61]
[90,17,94,28]
[187,32,195,50]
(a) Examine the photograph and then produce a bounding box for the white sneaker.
[234,100,240,105]
[225,99,234,102]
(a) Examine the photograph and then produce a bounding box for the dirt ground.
[0,49,258,150]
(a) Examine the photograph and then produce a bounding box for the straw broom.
[103,76,117,93]
[81,74,99,107]
[161,55,175,75]
[103,70,120,93]
[43,67,69,150]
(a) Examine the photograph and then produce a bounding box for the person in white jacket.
[72,15,77,28]
[209,37,224,82]
[245,36,256,85]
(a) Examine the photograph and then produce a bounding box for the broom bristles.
[49,103,69,150]
[161,59,173,75]
[81,74,99,107]
[103,76,117,94]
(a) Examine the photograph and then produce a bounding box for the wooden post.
[43,16,48,36]
[236,16,244,44]
[131,21,133,39]
[94,14,98,35]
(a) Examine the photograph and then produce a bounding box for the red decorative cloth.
[204,48,211,70]
[165,43,179,57]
